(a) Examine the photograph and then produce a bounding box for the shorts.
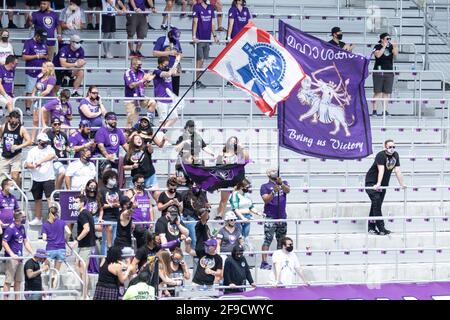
[126,14,148,39]
[25,75,37,94]
[0,94,11,108]
[56,69,75,87]
[88,0,102,7]
[31,180,55,201]
[53,161,67,175]
[145,173,158,188]
[25,0,40,6]
[196,42,210,60]
[125,99,153,120]
[77,247,93,264]
[25,293,42,300]
[47,248,66,262]
[5,259,24,284]
[373,72,394,94]
[0,153,22,173]
[102,14,116,33]
[6,0,16,7]
[263,220,287,248]
[157,101,178,120]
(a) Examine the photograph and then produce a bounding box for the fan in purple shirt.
[69,120,96,158]
[78,85,106,128]
[0,55,17,114]
[226,0,252,40]
[30,1,61,60]
[0,179,20,233]
[42,89,73,128]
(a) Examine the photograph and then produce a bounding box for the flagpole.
[149,68,208,144]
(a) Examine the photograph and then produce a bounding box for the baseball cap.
[167,205,179,215]
[51,117,62,125]
[105,112,117,120]
[331,27,341,35]
[36,132,50,142]
[169,27,181,40]
[380,32,390,39]
[121,247,135,258]
[204,238,218,247]
[70,34,82,43]
[34,249,48,259]
[35,28,48,38]
[185,120,195,128]
[224,211,237,221]
[79,120,91,128]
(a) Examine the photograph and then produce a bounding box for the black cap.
[185,120,195,129]
[331,27,341,35]
[35,28,48,38]
[51,117,62,124]
[380,32,390,40]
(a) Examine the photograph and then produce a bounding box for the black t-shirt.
[125,148,155,179]
[373,43,394,70]
[99,186,122,221]
[193,252,223,285]
[77,209,96,248]
[157,191,183,215]
[154,216,186,245]
[24,259,42,291]
[328,39,345,49]
[223,256,253,293]
[114,213,132,248]
[135,245,160,270]
[365,150,400,186]
[182,190,208,219]
[195,222,212,254]
[47,130,69,159]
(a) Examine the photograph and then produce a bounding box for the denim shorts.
[47,248,66,262]
[25,75,37,94]
[145,174,158,188]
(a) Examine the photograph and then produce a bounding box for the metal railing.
[0,172,30,220]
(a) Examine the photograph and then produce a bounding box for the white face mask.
[72,43,81,50]
[9,185,15,192]
[107,179,117,188]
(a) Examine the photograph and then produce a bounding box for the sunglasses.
[386,38,391,41]
[227,219,237,222]
[90,91,99,95]
[72,41,81,44]
[53,123,61,126]
[387,146,396,149]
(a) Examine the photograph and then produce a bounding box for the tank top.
[114,214,132,247]
[97,261,119,289]
[131,189,151,222]
[1,123,23,159]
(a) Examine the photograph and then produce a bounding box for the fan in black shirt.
[364,140,405,235]
[24,249,50,300]
[223,244,255,294]
[123,134,156,184]
[157,177,183,216]
[47,117,69,189]
[328,26,355,52]
[192,238,223,286]
[154,205,189,248]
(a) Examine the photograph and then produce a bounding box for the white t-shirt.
[65,159,96,192]
[25,146,56,182]
[271,249,300,285]
[0,43,14,65]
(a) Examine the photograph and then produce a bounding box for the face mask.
[160,65,170,71]
[135,183,144,190]
[8,185,15,192]
[72,42,81,50]
[242,187,249,193]
[73,202,80,211]
[39,141,48,148]
[172,258,182,265]
[169,214,178,223]
[337,34,343,40]
[168,188,176,194]
[286,245,294,253]
[106,122,117,130]
[1,36,8,43]
[135,64,142,71]
[88,187,96,193]
[107,179,117,188]
[82,156,91,163]
[269,172,278,180]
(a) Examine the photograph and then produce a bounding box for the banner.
[278,21,373,159]
[181,163,246,192]
[59,191,82,222]
[208,21,305,117]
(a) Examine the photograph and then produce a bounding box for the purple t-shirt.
[132,192,151,222]
[0,192,19,227]
[193,3,215,40]
[69,131,92,158]
[32,11,59,46]
[260,181,289,219]
[35,74,56,97]
[94,126,126,156]
[42,219,66,251]
[153,68,172,102]
[228,6,252,39]
[78,98,103,127]
[128,0,146,11]
[124,68,145,98]
[3,223,26,256]
[57,45,85,66]
[22,39,48,78]
[43,98,72,125]
[0,65,15,97]
[153,36,183,68]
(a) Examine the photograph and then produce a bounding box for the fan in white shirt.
[271,237,309,286]
[0,30,14,65]
[65,149,96,192]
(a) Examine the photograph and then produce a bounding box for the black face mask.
[160,65,170,71]
[135,183,144,190]
[337,34,343,40]
[88,187,96,193]
[168,188,177,194]
[135,65,142,71]
[39,141,48,148]
[2,36,8,43]
[286,245,294,253]
[242,187,250,193]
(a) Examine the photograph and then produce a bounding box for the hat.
[224,211,237,221]
[169,27,181,40]
[105,112,117,120]
[185,120,195,128]
[331,27,341,35]
[121,247,135,258]
[204,238,217,247]
[51,117,62,125]
[380,32,390,40]
[35,28,48,38]
[70,34,82,43]
[34,249,48,259]
[139,116,151,124]
[167,205,179,215]
[79,120,91,128]
[36,132,50,142]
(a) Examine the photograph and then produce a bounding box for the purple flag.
[59,191,82,222]
[181,162,246,192]
[278,21,373,159]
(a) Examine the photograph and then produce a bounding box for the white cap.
[224,211,237,221]
[70,34,81,43]
[36,132,50,142]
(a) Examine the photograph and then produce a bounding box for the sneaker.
[226,81,233,87]
[161,24,168,30]
[8,21,17,29]
[217,26,226,32]
[378,229,391,236]
[214,216,222,221]
[95,23,99,30]
[260,261,272,270]
[87,23,94,30]
[29,218,42,226]
[368,229,379,235]
[196,81,206,89]
[71,91,81,97]
[25,108,32,116]
[129,50,137,58]
[136,50,144,58]
[148,23,155,30]
[105,52,114,59]
[371,110,377,116]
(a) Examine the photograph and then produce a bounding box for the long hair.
[232,0,246,6]
[84,179,101,212]
[105,246,122,264]
[126,134,144,162]
[156,250,172,278]
[42,61,56,77]
[223,136,239,154]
